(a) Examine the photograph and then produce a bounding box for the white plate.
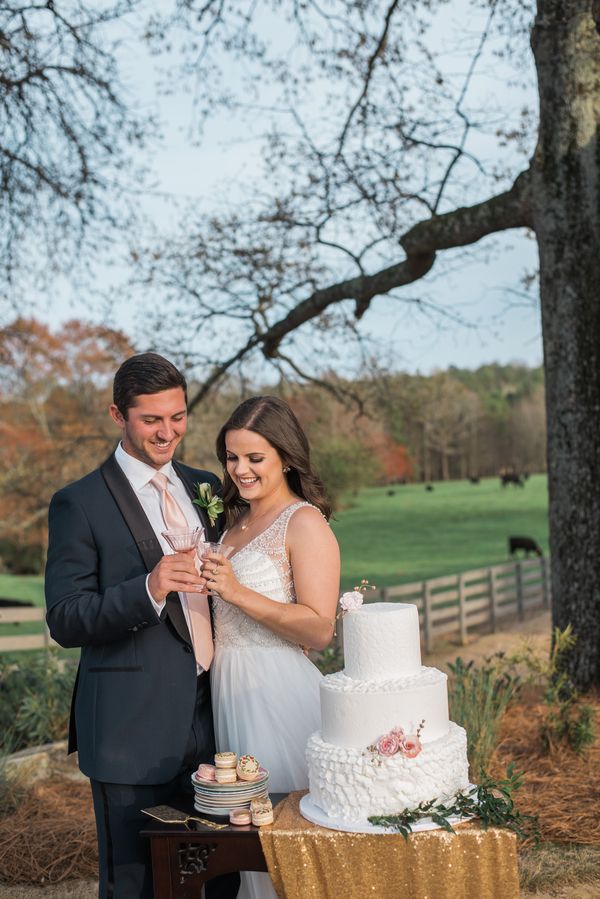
[191,769,268,791]
[299,792,476,834]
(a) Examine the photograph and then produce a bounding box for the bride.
[202,395,340,899]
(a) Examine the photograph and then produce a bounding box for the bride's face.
[225,428,287,502]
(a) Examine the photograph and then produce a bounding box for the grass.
[0,473,549,644]
[520,844,600,895]
[331,474,549,591]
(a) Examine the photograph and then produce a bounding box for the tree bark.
[532,1,600,688]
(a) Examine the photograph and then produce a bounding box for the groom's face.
[109,387,188,469]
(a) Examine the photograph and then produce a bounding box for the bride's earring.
[283,466,290,473]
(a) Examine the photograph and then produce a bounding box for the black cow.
[508,536,543,557]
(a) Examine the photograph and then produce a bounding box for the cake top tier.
[342,602,422,681]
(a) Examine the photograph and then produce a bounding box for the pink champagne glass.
[161,526,204,553]
[197,542,234,594]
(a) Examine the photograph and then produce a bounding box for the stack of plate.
[191,768,269,817]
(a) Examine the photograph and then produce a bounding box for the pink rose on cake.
[339,591,364,612]
[376,732,401,756]
[400,735,422,758]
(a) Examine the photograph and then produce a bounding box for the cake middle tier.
[320,667,449,747]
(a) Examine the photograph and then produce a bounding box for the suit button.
[183,644,193,653]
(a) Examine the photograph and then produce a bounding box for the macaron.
[236,755,260,781]
[215,767,237,784]
[250,796,272,813]
[214,752,237,769]
[195,764,216,782]
[252,807,274,826]
[229,807,252,826]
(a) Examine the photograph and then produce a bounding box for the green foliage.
[0,652,76,753]
[312,437,382,509]
[0,539,44,575]
[508,626,596,754]
[368,764,539,843]
[541,627,595,753]
[447,656,521,778]
[312,643,344,675]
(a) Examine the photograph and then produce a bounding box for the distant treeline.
[0,317,544,573]
[185,363,546,494]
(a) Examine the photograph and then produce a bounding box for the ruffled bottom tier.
[306,721,469,823]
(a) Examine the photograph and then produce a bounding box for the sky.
[43,0,543,376]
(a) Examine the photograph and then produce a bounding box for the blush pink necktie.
[151,472,214,670]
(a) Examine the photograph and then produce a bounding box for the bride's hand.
[201,552,240,603]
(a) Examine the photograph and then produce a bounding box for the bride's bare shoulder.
[286,503,336,543]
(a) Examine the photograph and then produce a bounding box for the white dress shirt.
[114,442,206,672]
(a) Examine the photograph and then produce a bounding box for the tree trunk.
[532,1,600,689]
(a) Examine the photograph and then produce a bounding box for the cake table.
[258,791,520,899]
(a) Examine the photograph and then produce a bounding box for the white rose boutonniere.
[193,482,224,525]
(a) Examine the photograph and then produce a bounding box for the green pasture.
[331,474,549,592]
[0,474,549,644]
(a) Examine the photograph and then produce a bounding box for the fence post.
[458,573,468,644]
[488,566,497,633]
[423,581,433,653]
[516,561,524,620]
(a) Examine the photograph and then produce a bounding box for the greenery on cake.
[368,764,539,843]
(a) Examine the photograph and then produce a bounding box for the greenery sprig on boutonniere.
[193,482,224,525]
[368,764,539,843]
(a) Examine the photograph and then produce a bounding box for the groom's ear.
[109,403,125,428]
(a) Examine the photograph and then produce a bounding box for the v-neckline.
[222,501,305,561]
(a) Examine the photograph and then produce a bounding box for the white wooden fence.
[0,606,56,652]
[347,557,552,653]
[0,557,551,654]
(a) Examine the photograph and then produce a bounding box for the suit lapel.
[100,453,192,646]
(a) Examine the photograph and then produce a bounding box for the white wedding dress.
[211,502,323,899]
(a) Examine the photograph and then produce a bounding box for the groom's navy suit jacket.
[45,452,221,785]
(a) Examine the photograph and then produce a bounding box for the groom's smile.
[109,387,188,469]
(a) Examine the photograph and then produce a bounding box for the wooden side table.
[141,793,286,899]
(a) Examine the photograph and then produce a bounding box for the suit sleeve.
[45,489,160,648]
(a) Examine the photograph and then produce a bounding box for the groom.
[45,353,239,899]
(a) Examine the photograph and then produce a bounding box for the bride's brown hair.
[215,395,331,525]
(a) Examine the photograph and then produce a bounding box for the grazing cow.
[500,471,524,488]
[469,476,480,485]
[508,536,543,557]
[425,484,434,492]
[387,490,396,496]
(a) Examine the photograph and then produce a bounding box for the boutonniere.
[193,482,224,525]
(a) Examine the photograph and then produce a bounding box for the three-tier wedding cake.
[304,602,469,825]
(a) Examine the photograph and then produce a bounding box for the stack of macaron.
[191,751,269,818]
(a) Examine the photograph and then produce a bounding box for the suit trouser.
[90,673,240,899]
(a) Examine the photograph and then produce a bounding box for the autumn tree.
[0,318,134,571]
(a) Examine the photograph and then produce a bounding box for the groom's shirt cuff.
[146,574,166,618]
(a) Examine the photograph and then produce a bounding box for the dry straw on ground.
[491,694,600,846]
[0,781,97,885]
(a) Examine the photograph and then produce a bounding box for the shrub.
[0,652,76,753]
[447,655,521,778]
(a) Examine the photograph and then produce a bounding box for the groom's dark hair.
[113,353,187,418]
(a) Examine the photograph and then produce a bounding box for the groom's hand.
[148,550,207,602]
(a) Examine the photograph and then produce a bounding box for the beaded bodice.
[212,502,311,649]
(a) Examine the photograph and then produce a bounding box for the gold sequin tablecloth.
[259,791,520,899]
